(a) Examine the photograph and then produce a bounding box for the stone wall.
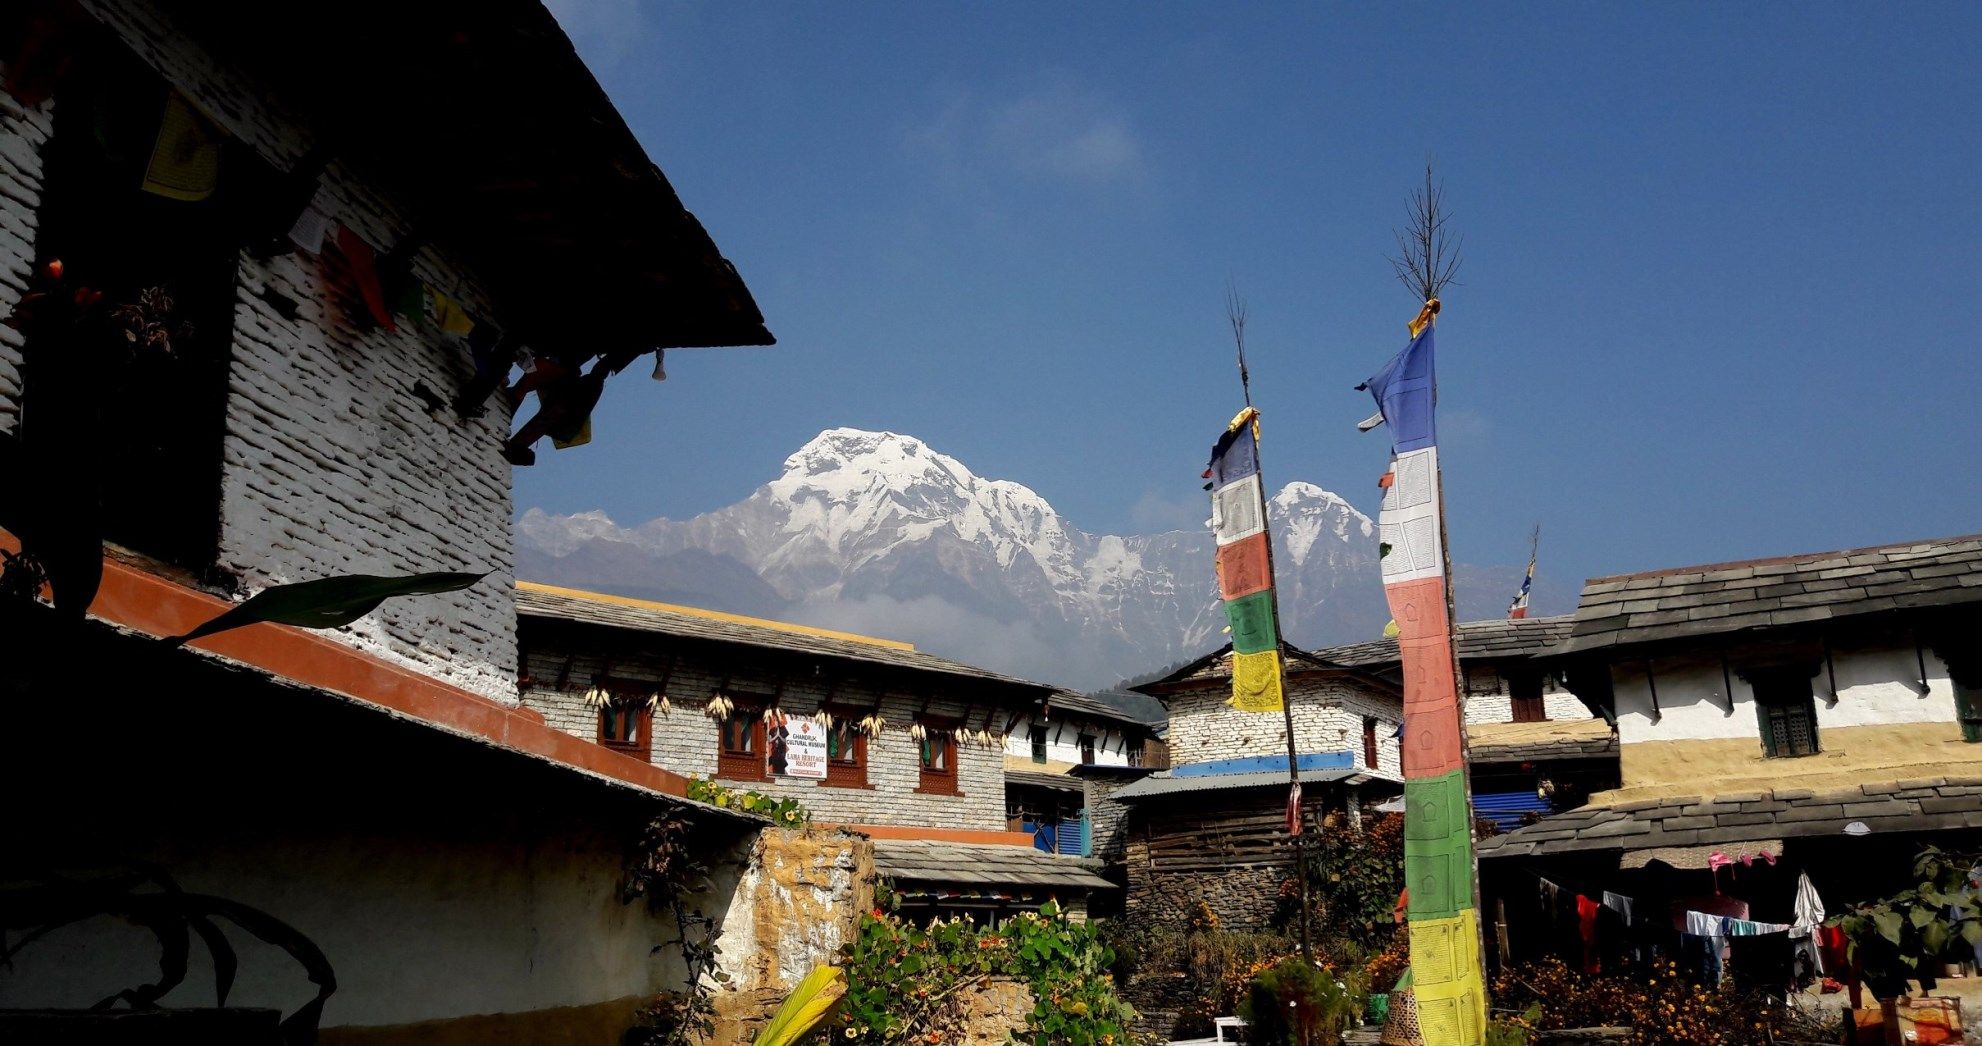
[1083,775,1136,863]
[0,64,53,434]
[1123,845,1286,931]
[523,644,1008,831]
[2,1,520,699]
[1002,711,1138,768]
[710,828,874,993]
[1163,670,1403,780]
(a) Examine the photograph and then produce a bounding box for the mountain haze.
[516,428,1558,688]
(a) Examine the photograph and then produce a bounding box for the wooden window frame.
[1507,671,1548,724]
[1747,666,1821,759]
[595,684,653,761]
[1029,725,1049,764]
[1362,716,1380,770]
[822,707,872,789]
[716,699,769,782]
[915,720,960,797]
[1077,733,1097,765]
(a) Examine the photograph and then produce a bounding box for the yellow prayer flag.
[142,92,222,202]
[429,289,476,337]
[1227,648,1284,713]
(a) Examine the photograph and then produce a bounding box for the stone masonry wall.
[523,645,1007,831]
[1122,841,1285,931]
[1163,671,1404,781]
[0,67,53,433]
[2,2,519,698]
[1083,775,1136,863]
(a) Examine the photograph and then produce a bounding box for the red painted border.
[3,533,690,799]
[847,824,1036,847]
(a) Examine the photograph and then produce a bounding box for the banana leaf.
[171,571,488,646]
[753,964,845,1046]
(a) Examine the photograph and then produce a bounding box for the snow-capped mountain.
[516,428,1390,688]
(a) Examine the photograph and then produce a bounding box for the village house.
[1479,533,1982,970]
[516,582,1116,923]
[1115,642,1407,928]
[0,0,807,1041]
[1002,688,1164,857]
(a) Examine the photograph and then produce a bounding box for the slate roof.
[1478,776,1982,858]
[872,839,1115,890]
[1311,616,1577,670]
[517,584,1051,695]
[1006,769,1084,792]
[1466,719,1616,764]
[1557,533,1982,656]
[1044,689,1159,730]
[1133,642,1401,693]
[1109,767,1377,802]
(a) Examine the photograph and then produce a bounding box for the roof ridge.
[516,581,914,650]
[1587,531,1982,584]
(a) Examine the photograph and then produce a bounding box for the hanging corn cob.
[703,693,735,720]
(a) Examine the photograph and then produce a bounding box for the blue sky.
[526,1,1981,598]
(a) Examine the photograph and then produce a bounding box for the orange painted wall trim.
[843,824,1037,847]
[2,532,689,799]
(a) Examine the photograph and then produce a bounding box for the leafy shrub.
[685,778,810,827]
[1493,957,1788,1046]
[1238,957,1357,1046]
[839,902,1141,1045]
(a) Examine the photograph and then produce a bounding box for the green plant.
[624,812,730,1045]
[1484,1004,1540,1046]
[754,964,846,1046]
[838,902,1137,1045]
[1295,812,1403,949]
[685,778,811,828]
[170,571,489,645]
[1239,957,1355,1046]
[1829,845,1982,999]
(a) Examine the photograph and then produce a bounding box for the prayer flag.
[1509,552,1535,620]
[1206,406,1283,712]
[142,91,222,202]
[332,225,395,332]
[1364,307,1487,1046]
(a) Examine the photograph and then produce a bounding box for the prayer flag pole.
[1214,289,1313,960]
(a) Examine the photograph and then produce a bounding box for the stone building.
[0,0,782,1040]
[1480,533,1982,967]
[517,582,1115,921]
[1002,688,1163,857]
[1110,644,1406,928]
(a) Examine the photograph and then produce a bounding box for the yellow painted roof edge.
[516,580,915,651]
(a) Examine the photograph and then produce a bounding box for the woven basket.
[1379,988,1425,1046]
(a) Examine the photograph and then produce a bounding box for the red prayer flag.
[333,224,395,332]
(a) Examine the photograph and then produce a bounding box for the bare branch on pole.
[1387,159,1464,302]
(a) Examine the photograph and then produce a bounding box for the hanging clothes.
[1791,872,1826,981]
[1577,895,1602,973]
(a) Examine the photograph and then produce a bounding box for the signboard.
[773,715,828,779]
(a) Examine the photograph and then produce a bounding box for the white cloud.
[908,78,1145,191]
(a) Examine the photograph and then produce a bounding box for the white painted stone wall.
[0,70,53,433]
[1002,713,1135,767]
[524,646,1009,831]
[1610,641,1957,744]
[0,808,747,1033]
[1460,686,1586,725]
[0,2,520,699]
[1161,670,1404,781]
